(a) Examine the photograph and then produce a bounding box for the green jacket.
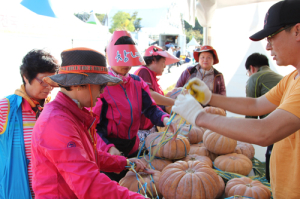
[246,65,283,119]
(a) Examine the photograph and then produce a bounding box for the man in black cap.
[171,1,300,198]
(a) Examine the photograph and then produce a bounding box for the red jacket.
[31,92,144,199]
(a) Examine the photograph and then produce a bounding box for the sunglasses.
[265,25,294,46]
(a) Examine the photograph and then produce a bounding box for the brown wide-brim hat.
[193,45,219,65]
[43,47,122,87]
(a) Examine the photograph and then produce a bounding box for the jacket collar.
[54,91,96,130]
[258,65,271,72]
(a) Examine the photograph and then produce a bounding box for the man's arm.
[196,108,300,146]
[209,94,277,117]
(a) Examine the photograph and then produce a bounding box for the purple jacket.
[176,64,226,95]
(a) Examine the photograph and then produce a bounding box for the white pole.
[203,27,207,45]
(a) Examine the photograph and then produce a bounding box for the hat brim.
[249,25,282,41]
[156,51,180,65]
[43,73,122,87]
[193,49,219,65]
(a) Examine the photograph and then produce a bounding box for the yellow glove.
[186,77,212,105]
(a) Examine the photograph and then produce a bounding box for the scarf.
[108,67,131,84]
[196,65,215,92]
[14,85,47,119]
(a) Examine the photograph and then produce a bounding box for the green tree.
[95,13,107,26]
[109,11,135,33]
[130,11,142,31]
[184,17,203,44]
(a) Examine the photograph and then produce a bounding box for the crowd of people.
[0,0,300,198]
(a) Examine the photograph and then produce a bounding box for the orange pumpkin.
[180,125,205,144]
[159,161,220,199]
[145,132,190,159]
[216,175,225,199]
[119,170,162,198]
[214,153,253,176]
[225,177,271,199]
[189,143,219,161]
[181,154,213,167]
[234,141,255,159]
[203,130,237,155]
[140,157,172,172]
[204,106,226,116]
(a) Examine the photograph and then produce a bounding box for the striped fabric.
[0,99,8,133]
[0,98,36,197]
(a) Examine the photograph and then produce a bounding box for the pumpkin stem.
[246,184,253,187]
[186,169,195,173]
[190,157,196,161]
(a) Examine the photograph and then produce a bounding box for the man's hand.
[172,94,204,126]
[186,77,212,105]
[108,146,121,156]
[128,158,154,174]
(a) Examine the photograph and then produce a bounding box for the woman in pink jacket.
[31,47,149,199]
[95,31,176,182]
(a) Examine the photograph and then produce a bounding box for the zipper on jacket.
[120,85,133,139]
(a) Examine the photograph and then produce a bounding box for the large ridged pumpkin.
[140,157,172,172]
[189,143,219,161]
[181,154,213,167]
[234,141,255,159]
[145,132,190,159]
[214,153,253,176]
[204,106,226,116]
[159,161,221,199]
[216,175,225,199]
[119,170,162,198]
[225,177,271,199]
[203,130,237,155]
[180,125,205,144]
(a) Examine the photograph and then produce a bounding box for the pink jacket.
[31,92,144,199]
[95,73,169,156]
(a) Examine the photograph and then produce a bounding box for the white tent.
[86,12,102,25]
[187,37,199,47]
[0,1,110,99]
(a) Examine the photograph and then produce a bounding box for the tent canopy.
[86,12,102,25]
[187,37,199,46]
[21,0,57,18]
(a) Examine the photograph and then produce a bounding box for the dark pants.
[101,150,138,182]
[168,64,173,73]
[265,144,273,183]
[176,61,181,67]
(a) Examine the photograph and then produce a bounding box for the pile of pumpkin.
[119,107,271,199]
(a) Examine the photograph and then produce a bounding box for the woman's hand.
[163,117,178,139]
[108,146,121,156]
[128,158,154,174]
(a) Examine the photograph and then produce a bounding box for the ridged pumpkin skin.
[216,175,225,199]
[189,144,219,161]
[204,106,226,116]
[214,153,253,176]
[119,170,162,198]
[203,130,237,155]
[234,141,255,159]
[181,154,213,167]
[225,177,271,199]
[180,125,205,144]
[159,161,220,199]
[140,157,172,172]
[145,132,190,159]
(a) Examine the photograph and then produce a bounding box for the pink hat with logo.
[106,30,145,66]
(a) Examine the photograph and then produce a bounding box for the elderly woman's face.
[199,52,214,70]
[24,72,55,102]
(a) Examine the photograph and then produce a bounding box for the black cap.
[250,0,300,41]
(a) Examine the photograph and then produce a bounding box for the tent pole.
[203,27,207,45]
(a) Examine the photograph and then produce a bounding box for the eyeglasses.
[265,25,293,46]
[100,83,107,93]
[35,77,50,87]
[246,70,250,77]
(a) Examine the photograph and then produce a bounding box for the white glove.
[186,77,212,105]
[172,94,203,126]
